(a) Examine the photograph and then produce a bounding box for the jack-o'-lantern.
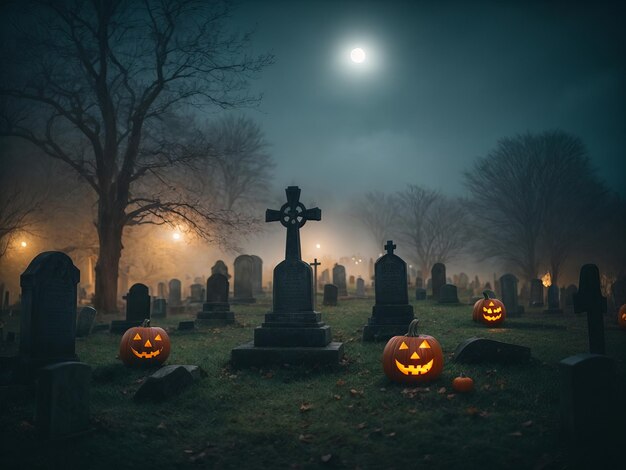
[618,304,626,329]
[473,292,506,326]
[119,319,170,367]
[382,319,444,384]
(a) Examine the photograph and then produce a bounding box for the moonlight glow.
[172,232,182,241]
[350,47,366,63]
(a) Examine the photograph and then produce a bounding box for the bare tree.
[204,115,274,213]
[351,191,399,250]
[0,1,273,312]
[395,185,468,278]
[464,130,607,284]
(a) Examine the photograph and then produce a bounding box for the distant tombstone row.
[363,241,414,341]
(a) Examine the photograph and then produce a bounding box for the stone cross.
[384,240,396,255]
[266,186,321,261]
[310,258,321,310]
[573,264,607,355]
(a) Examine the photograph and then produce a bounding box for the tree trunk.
[93,202,125,313]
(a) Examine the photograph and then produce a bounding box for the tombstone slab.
[211,260,230,278]
[415,288,426,300]
[251,255,263,295]
[332,264,348,297]
[438,284,459,303]
[197,273,235,324]
[167,278,184,314]
[110,283,150,334]
[363,241,414,342]
[19,251,80,372]
[355,277,366,298]
[544,284,563,313]
[431,263,446,300]
[500,274,524,316]
[134,365,199,402]
[233,255,256,304]
[75,307,97,338]
[35,361,91,439]
[529,279,544,307]
[152,298,167,318]
[322,284,338,306]
[453,337,531,364]
[231,186,343,366]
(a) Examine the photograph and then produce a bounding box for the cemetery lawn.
[2,297,625,469]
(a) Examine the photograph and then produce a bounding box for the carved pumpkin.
[618,304,626,329]
[473,291,506,326]
[452,373,474,393]
[382,319,444,384]
[119,320,170,367]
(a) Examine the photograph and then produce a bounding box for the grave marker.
[323,284,338,306]
[197,273,234,324]
[431,263,446,300]
[233,255,256,304]
[75,307,97,338]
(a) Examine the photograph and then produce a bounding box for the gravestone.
[233,255,256,304]
[415,276,423,289]
[499,274,524,316]
[251,255,263,295]
[189,283,204,303]
[152,298,167,318]
[168,278,185,314]
[75,307,97,338]
[110,283,150,334]
[544,284,563,313]
[231,186,343,366]
[333,264,348,297]
[197,273,234,323]
[355,277,366,298]
[19,251,80,370]
[611,278,626,311]
[35,361,91,439]
[454,337,531,364]
[363,241,414,341]
[323,284,338,306]
[320,269,330,286]
[560,264,616,456]
[211,260,230,278]
[438,284,459,303]
[349,275,355,286]
[564,284,577,309]
[415,288,427,300]
[431,263,446,300]
[529,279,544,307]
[157,282,166,299]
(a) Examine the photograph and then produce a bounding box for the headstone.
[573,264,607,355]
[211,260,230,278]
[75,307,97,338]
[19,252,80,370]
[529,279,544,307]
[564,284,577,308]
[231,186,343,366]
[349,275,355,286]
[35,361,91,439]
[233,255,256,304]
[250,255,263,295]
[544,284,563,313]
[363,241,414,341]
[152,298,167,318]
[110,283,150,334]
[197,273,234,323]
[332,264,347,297]
[355,277,366,298]
[438,284,459,303]
[168,279,182,307]
[157,282,166,299]
[189,283,204,303]
[453,337,531,364]
[415,288,426,300]
[499,274,524,316]
[611,278,626,311]
[319,269,330,286]
[415,276,423,289]
[323,284,338,306]
[431,263,446,300]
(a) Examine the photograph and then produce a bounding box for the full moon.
[350,47,366,63]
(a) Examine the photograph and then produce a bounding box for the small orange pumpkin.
[382,319,444,384]
[618,304,626,329]
[452,373,474,393]
[473,291,506,326]
[119,319,170,367]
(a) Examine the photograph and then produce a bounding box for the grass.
[1,294,625,469]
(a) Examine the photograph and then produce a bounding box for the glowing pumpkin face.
[473,292,506,327]
[618,304,626,329]
[119,320,171,367]
[382,319,444,384]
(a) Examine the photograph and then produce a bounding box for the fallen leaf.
[333,394,341,400]
[437,387,447,394]
[446,394,456,400]
[320,454,332,463]
[300,403,314,412]
[350,388,363,397]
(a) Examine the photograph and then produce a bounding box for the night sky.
[231,0,625,201]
